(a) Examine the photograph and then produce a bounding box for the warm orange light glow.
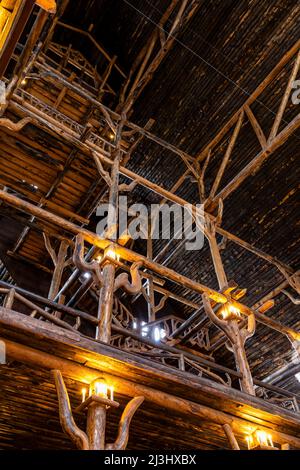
[81,387,87,403]
[88,379,114,401]
[105,247,120,262]
[219,303,241,320]
[246,435,253,450]
[95,381,108,398]
[256,430,273,447]
[35,0,57,14]
[246,429,274,449]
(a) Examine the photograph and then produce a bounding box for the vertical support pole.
[202,294,256,396]
[230,321,255,396]
[87,404,106,450]
[48,240,69,301]
[208,231,228,290]
[147,221,155,322]
[206,200,228,291]
[96,151,120,343]
[223,423,240,450]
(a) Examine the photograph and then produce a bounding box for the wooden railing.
[0,280,299,413]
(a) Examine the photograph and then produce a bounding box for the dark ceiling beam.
[9,94,294,278]
[120,0,200,114]
[55,20,126,79]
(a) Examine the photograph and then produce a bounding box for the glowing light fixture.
[218,303,242,321]
[88,378,114,401]
[141,321,149,338]
[95,382,108,398]
[246,430,274,450]
[153,327,167,342]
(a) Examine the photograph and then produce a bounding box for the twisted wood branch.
[52,370,89,450]
[114,261,143,294]
[106,396,144,450]
[73,234,103,285]
[0,117,32,132]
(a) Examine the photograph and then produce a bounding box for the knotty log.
[0,189,299,345]
[4,339,300,449]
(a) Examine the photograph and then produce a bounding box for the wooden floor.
[0,306,299,450]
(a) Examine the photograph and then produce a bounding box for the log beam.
[4,339,300,449]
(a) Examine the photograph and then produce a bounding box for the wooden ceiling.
[0,0,299,450]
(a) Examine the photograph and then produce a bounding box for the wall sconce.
[52,370,144,450]
[246,430,275,450]
[76,377,119,414]
[97,246,120,266]
[218,302,242,321]
[83,378,115,405]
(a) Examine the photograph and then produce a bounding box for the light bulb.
[95,381,108,398]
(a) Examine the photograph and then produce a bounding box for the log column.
[87,403,106,450]
[202,294,256,396]
[96,150,120,343]
[43,235,69,301]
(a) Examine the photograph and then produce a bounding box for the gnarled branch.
[52,370,89,450]
[282,290,300,305]
[73,234,103,285]
[106,396,144,450]
[118,180,138,192]
[202,293,232,339]
[242,312,256,340]
[0,117,32,132]
[43,232,57,266]
[92,152,112,187]
[114,261,143,294]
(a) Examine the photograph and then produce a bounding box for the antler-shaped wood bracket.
[73,234,103,286]
[202,294,256,396]
[114,261,143,294]
[52,370,144,450]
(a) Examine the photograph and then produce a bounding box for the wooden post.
[268,50,300,142]
[223,423,240,450]
[205,201,228,291]
[202,294,256,396]
[230,321,255,396]
[96,149,120,343]
[209,111,244,200]
[146,223,155,322]
[43,234,69,301]
[86,403,106,450]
